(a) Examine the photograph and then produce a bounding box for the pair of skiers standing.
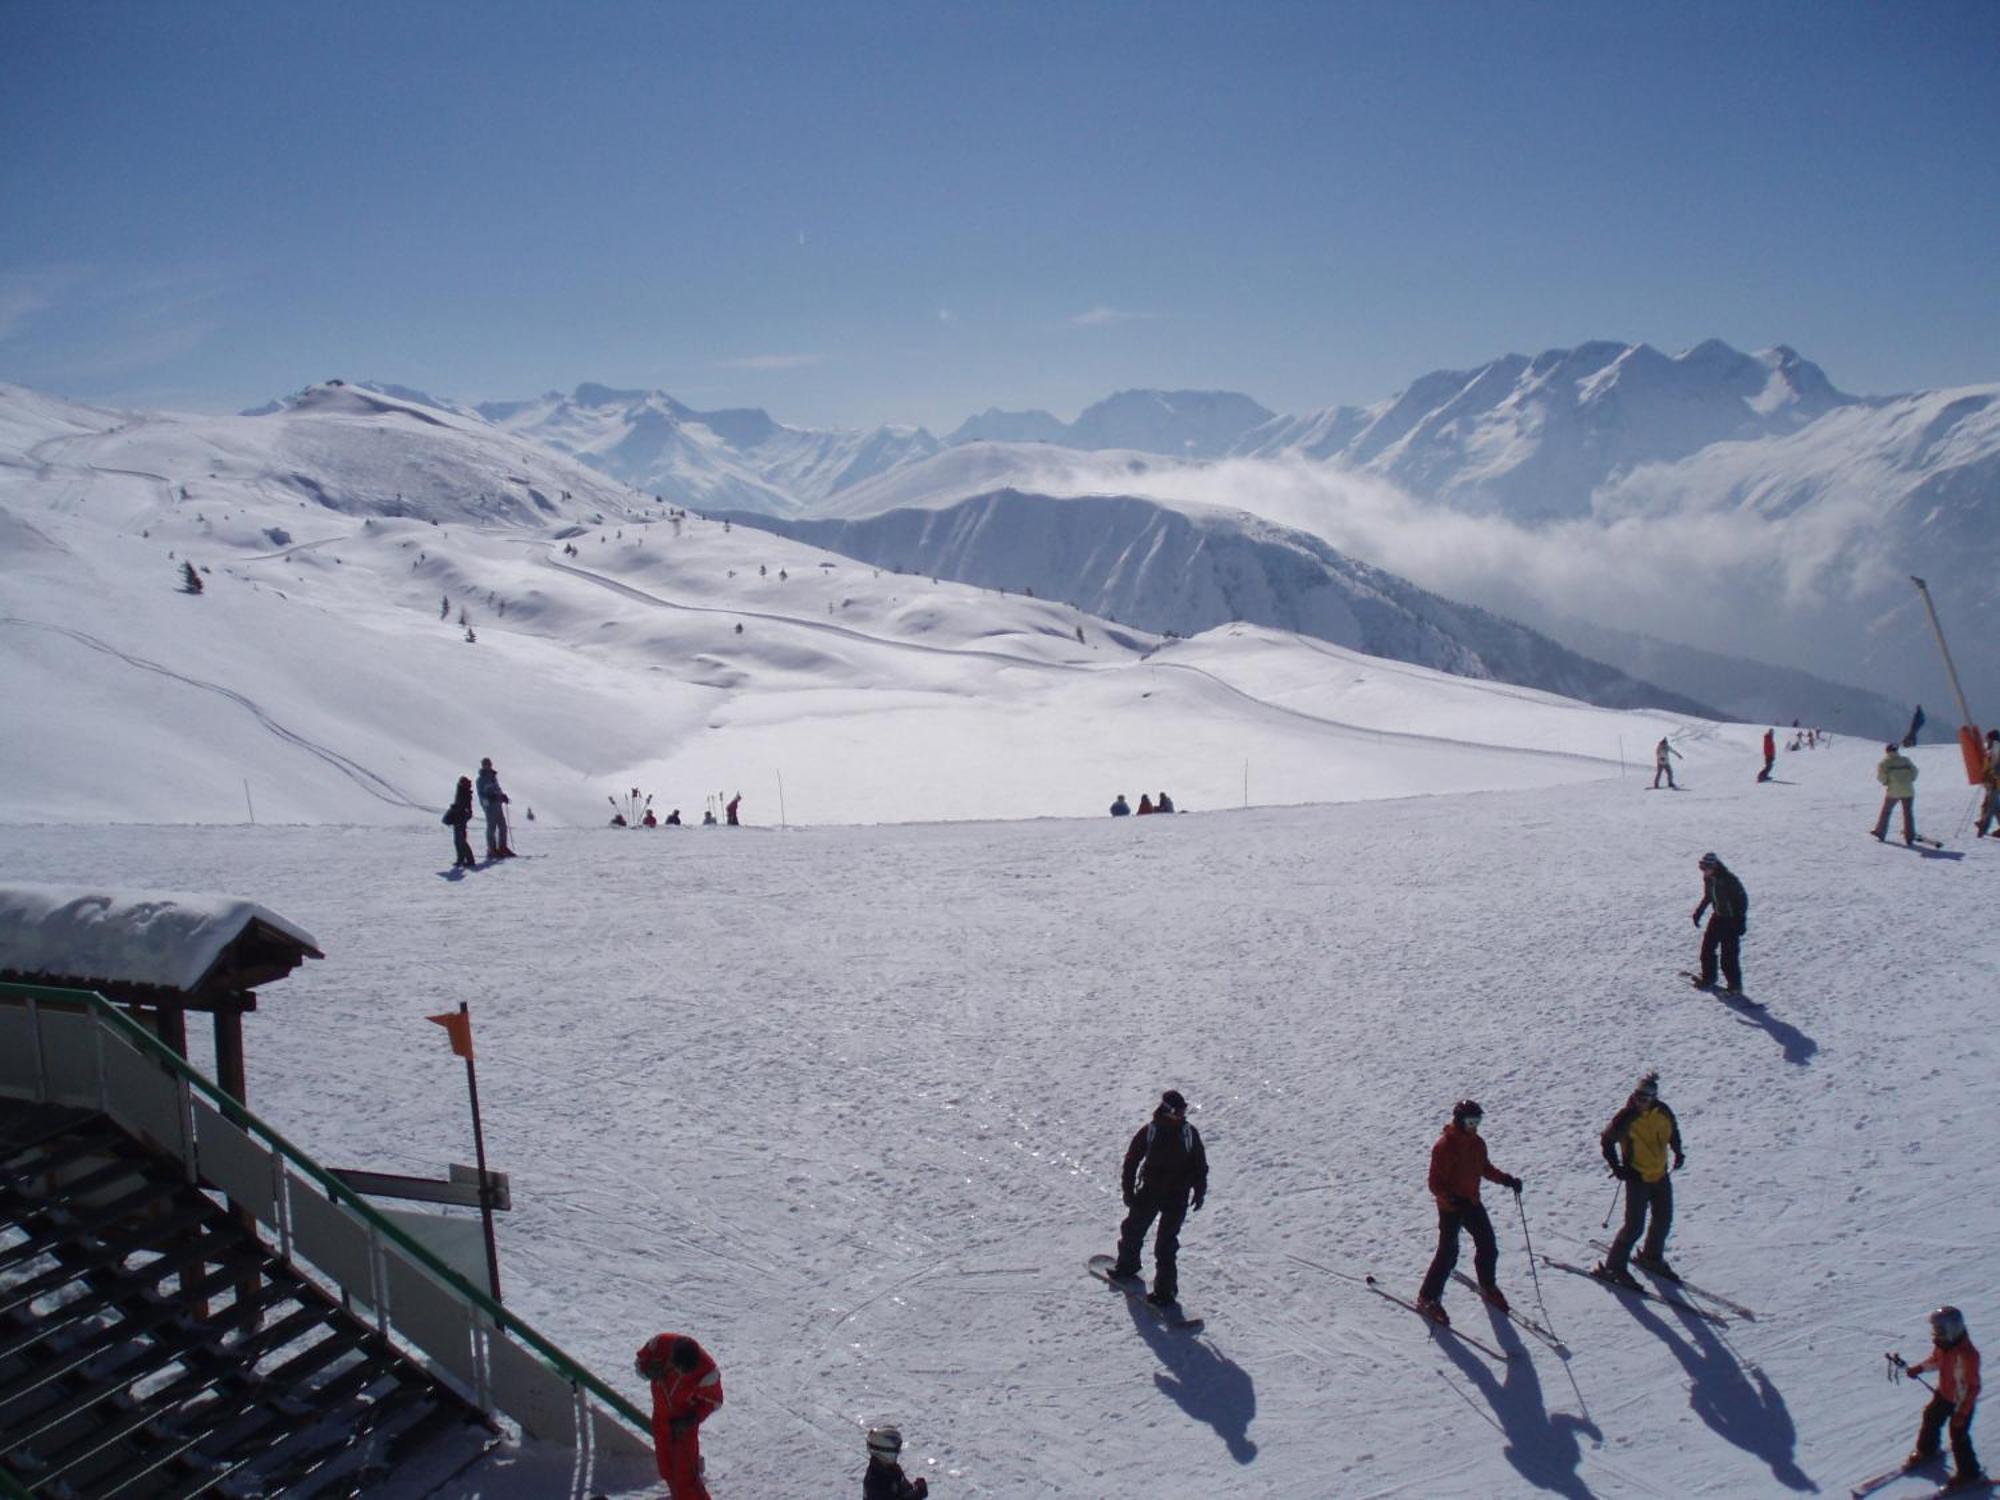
[443,758,515,866]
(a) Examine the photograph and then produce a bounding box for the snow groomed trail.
[8,733,1995,1496]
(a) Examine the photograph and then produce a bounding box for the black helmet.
[1452,1099,1484,1126]
[867,1424,904,1459]
[1160,1089,1187,1114]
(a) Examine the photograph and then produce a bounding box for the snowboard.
[1679,971,1762,1007]
[1088,1255,1203,1331]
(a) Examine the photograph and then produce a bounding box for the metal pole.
[458,1001,503,1303]
[244,779,255,824]
[1911,576,1976,726]
[777,770,786,829]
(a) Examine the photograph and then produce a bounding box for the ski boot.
[1478,1283,1511,1313]
[1633,1253,1680,1282]
[1414,1294,1450,1327]
[1591,1262,1642,1290]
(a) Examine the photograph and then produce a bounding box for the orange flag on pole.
[427,1009,474,1060]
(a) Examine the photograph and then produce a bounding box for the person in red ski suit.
[1902,1306,1982,1485]
[636,1333,724,1499]
[1758,727,1776,782]
[1415,1099,1521,1324]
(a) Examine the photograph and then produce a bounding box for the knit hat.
[1160,1090,1187,1113]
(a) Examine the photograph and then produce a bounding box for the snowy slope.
[736,488,1717,717]
[6,732,1994,1497]
[0,384,1708,829]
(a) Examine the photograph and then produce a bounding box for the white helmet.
[867,1425,904,1460]
[1931,1306,1967,1344]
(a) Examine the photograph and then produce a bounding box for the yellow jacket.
[1601,1099,1683,1184]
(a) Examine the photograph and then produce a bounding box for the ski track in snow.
[6,740,1996,1496]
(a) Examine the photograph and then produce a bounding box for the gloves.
[1691,910,1702,927]
[1504,1175,1523,1195]
[1611,1163,1634,1182]
[1191,1195,1205,1213]
[1673,1151,1686,1170]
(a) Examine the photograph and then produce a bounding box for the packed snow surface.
[6,735,1996,1497]
[0,883,321,991]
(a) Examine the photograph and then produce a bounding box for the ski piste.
[1678,971,1763,1006]
[1850,1459,1947,1499]
[1586,1241,1757,1320]
[1362,1276,1511,1362]
[1853,1473,1999,1500]
[1538,1256,1728,1325]
[1087,1255,1203,1332]
[1450,1271,1569,1354]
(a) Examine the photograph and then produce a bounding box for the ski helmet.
[867,1425,904,1460]
[668,1336,702,1373]
[1931,1306,1967,1344]
[1452,1099,1484,1127]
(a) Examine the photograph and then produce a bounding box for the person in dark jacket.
[442,776,476,868]
[666,808,683,826]
[1691,851,1748,993]
[863,1425,929,1498]
[1107,1089,1207,1307]
[1156,791,1175,813]
[1415,1099,1521,1324]
[475,757,513,858]
[1594,1072,1685,1286]
[1109,794,1131,817]
[725,793,741,826]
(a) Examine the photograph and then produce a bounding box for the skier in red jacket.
[1414,1100,1522,1326]
[1900,1306,1983,1488]
[637,1333,724,1499]
[1758,727,1776,782]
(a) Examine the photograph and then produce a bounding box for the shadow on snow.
[1126,1298,1258,1464]
[1439,1313,1603,1498]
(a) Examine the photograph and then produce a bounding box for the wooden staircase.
[0,1102,494,1498]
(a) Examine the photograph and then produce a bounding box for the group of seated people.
[1108,791,1175,817]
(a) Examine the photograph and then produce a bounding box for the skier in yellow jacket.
[1873,743,1920,845]
[1594,1072,1684,1288]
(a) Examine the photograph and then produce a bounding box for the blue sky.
[2,0,1995,431]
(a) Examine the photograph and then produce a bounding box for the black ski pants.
[1605,1176,1673,1271]
[1700,916,1743,990]
[1419,1199,1498,1303]
[451,824,474,867]
[1915,1392,1979,1478]
[1114,1192,1190,1301]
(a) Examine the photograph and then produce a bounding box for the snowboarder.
[1757,727,1776,782]
[1137,794,1155,815]
[475,758,513,858]
[1872,742,1920,846]
[1593,1072,1684,1287]
[863,1424,929,1498]
[725,793,741,826]
[1653,737,1681,789]
[1690,852,1748,994]
[1106,1089,1207,1310]
[1109,794,1131,817]
[636,1333,723,1500]
[1415,1099,1522,1325]
[1157,791,1175,813]
[1976,730,2000,839]
[442,776,476,868]
[1899,1306,1983,1488]
[666,808,683,825]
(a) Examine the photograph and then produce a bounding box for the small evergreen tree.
[440,594,450,619]
[179,561,204,594]
[464,625,477,643]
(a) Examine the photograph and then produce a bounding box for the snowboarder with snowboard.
[442,776,476,868]
[1415,1099,1522,1325]
[1653,737,1681,789]
[1593,1072,1684,1287]
[1873,742,1920,846]
[863,1425,929,1498]
[1107,1089,1207,1310]
[1897,1306,1983,1490]
[1758,727,1776,782]
[636,1333,724,1500]
[1690,852,1748,994]
[476,758,513,858]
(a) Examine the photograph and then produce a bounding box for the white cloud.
[1071,305,1158,327]
[720,353,824,371]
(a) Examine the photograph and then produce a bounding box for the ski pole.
[1886,1353,1935,1392]
[1601,1177,1624,1230]
[1515,1188,1555,1331]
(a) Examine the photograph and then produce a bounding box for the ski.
[1538,1256,1727,1324]
[1585,1242,1756,1320]
[1363,1276,1511,1362]
[1451,1272,1569,1353]
[1678,972,1761,1006]
[1087,1255,1203,1332]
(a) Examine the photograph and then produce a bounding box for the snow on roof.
[0,884,323,995]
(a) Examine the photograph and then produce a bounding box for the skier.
[1872,742,1920,846]
[475,758,513,858]
[1109,793,1131,817]
[863,1425,930,1498]
[1898,1306,1983,1489]
[1106,1089,1208,1310]
[1757,727,1776,783]
[1690,852,1748,994]
[1976,730,2000,839]
[1593,1072,1684,1287]
[636,1333,723,1500]
[1137,794,1155,815]
[725,793,741,826]
[1415,1099,1522,1325]
[1157,791,1175,813]
[442,776,476,868]
[1653,736,1681,789]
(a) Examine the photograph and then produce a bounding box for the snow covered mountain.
[467,384,939,515]
[730,489,1715,717]
[944,389,1275,458]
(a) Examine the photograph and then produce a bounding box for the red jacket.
[1911,1338,1981,1415]
[1763,729,1775,757]
[1428,1123,1508,1208]
[637,1333,724,1440]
